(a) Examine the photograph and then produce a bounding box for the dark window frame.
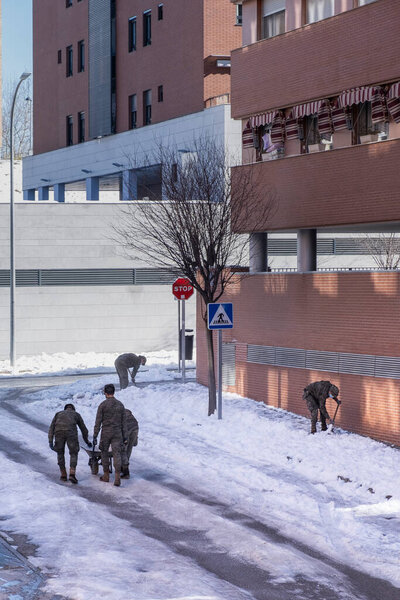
[128,17,137,52]
[236,4,242,25]
[57,49,62,64]
[66,0,72,7]
[158,85,163,103]
[66,115,73,146]
[129,94,137,129]
[66,45,73,77]
[78,40,85,72]
[158,4,163,20]
[143,10,151,46]
[143,89,152,125]
[78,111,85,143]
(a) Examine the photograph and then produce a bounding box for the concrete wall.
[0,203,196,358]
[196,271,400,445]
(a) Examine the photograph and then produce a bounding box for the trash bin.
[179,329,194,360]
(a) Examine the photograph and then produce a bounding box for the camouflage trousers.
[114,359,130,390]
[304,392,327,433]
[54,431,80,469]
[99,432,123,473]
[121,429,138,467]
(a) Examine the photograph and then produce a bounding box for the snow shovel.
[327,401,341,433]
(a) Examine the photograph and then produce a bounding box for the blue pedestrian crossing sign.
[207,302,233,330]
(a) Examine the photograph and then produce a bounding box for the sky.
[0,349,399,599]
[2,0,33,86]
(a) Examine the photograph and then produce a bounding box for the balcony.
[231,0,400,120]
[231,138,400,233]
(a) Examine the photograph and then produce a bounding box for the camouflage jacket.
[94,396,127,440]
[48,410,89,443]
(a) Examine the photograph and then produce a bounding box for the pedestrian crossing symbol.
[207,302,233,330]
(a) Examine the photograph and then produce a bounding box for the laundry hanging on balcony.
[387,82,400,123]
[338,86,387,123]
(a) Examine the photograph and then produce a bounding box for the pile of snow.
[0,351,399,598]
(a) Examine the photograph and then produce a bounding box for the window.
[78,112,85,143]
[66,0,72,7]
[78,40,85,72]
[143,10,151,46]
[129,94,137,129]
[66,45,73,77]
[262,1,285,39]
[158,4,163,20]
[66,115,73,146]
[236,4,242,26]
[128,17,137,52]
[158,85,163,102]
[306,0,334,24]
[357,0,377,5]
[58,49,62,64]
[143,90,152,125]
[302,115,320,152]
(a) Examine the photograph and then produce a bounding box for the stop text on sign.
[172,277,194,300]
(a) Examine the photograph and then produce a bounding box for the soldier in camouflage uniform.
[303,380,341,434]
[114,353,147,390]
[48,403,91,483]
[121,408,139,479]
[93,383,127,487]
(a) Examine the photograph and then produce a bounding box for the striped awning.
[338,86,375,108]
[388,82,400,100]
[242,121,254,148]
[292,101,322,118]
[249,111,276,128]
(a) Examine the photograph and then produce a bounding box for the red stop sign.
[172,277,194,300]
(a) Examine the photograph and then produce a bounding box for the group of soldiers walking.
[48,382,139,486]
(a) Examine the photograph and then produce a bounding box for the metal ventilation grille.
[247,345,276,364]
[222,342,236,386]
[334,238,371,255]
[135,269,179,285]
[276,347,306,369]
[306,350,339,372]
[268,239,297,255]
[247,344,400,379]
[375,356,400,379]
[40,269,134,286]
[338,353,376,376]
[0,271,10,286]
[317,239,335,255]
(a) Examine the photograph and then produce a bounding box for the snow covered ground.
[0,351,399,600]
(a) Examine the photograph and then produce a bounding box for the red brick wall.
[116,0,204,132]
[196,272,400,445]
[231,0,400,118]
[232,138,400,232]
[33,0,88,154]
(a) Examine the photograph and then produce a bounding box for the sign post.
[172,277,194,383]
[207,302,233,419]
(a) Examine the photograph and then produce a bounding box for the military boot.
[69,468,78,484]
[311,424,317,434]
[100,471,109,482]
[59,467,67,481]
[114,472,121,487]
[121,466,130,479]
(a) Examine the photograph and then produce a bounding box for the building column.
[38,186,49,201]
[23,189,35,201]
[54,183,65,203]
[121,169,137,200]
[249,232,268,273]
[297,229,317,272]
[86,176,99,201]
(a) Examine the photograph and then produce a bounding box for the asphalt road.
[0,378,398,600]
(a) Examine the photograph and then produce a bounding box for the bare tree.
[2,78,32,159]
[359,233,400,270]
[113,138,275,415]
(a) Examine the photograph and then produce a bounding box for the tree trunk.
[205,326,216,415]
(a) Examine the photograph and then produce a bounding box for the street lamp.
[10,72,31,369]
[25,96,33,154]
